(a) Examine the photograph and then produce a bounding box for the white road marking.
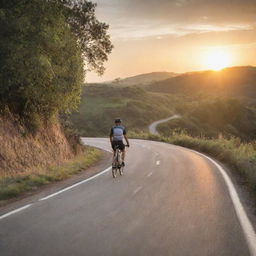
[133,186,142,195]
[190,149,256,256]
[2,136,255,256]
[147,172,153,177]
[156,160,160,165]
[0,204,32,221]
[84,138,256,255]
[39,166,112,201]
[0,142,112,220]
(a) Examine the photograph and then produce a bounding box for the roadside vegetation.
[0,147,101,202]
[0,0,112,128]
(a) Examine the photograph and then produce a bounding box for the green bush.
[0,0,112,128]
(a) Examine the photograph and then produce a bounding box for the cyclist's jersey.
[110,125,126,141]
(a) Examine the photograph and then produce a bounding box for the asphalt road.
[148,115,181,134]
[0,138,255,256]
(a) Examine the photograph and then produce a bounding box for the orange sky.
[87,0,256,82]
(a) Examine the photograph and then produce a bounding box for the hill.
[111,72,177,86]
[70,84,176,136]
[147,66,256,100]
[158,97,256,141]
[70,66,256,141]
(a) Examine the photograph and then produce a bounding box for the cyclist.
[110,118,129,166]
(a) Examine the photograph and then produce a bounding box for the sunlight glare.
[203,48,231,71]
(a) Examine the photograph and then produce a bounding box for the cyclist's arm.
[124,135,129,147]
[110,128,113,144]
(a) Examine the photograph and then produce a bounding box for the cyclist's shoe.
[121,161,125,167]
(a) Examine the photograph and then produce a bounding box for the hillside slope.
[0,114,79,177]
[70,84,175,136]
[147,66,256,99]
[111,72,177,86]
[71,67,256,141]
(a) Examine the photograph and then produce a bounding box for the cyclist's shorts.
[111,140,125,151]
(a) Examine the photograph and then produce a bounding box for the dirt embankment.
[0,115,78,177]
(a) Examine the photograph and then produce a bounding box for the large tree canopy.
[0,0,113,119]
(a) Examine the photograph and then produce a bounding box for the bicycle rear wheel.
[112,150,119,178]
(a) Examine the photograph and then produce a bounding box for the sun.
[202,48,231,71]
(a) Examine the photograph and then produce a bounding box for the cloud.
[109,23,254,41]
[95,0,256,41]
[96,0,256,23]
[87,0,256,82]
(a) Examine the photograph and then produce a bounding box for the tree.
[0,0,113,119]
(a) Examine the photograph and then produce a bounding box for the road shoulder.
[0,149,111,216]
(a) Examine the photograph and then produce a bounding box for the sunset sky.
[87,0,256,82]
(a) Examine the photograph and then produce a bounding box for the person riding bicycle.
[110,118,129,166]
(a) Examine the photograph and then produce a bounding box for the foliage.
[0,0,112,122]
[158,97,256,141]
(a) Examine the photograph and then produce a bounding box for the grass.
[0,146,102,201]
[130,131,256,197]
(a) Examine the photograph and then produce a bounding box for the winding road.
[149,114,181,134]
[1,137,256,255]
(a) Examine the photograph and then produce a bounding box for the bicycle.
[112,145,127,178]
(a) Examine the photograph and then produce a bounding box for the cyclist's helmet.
[115,118,122,124]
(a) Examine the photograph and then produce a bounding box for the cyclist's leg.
[111,141,116,165]
[118,141,125,164]
[121,148,125,162]
[112,150,115,163]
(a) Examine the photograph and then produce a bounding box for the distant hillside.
[70,84,175,136]
[111,72,177,86]
[158,97,256,141]
[71,66,256,141]
[147,66,256,99]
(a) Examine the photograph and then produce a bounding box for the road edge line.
[0,204,32,220]
[39,166,112,201]
[191,149,256,256]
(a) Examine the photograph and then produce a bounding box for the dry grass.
[0,146,102,201]
[0,115,76,177]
